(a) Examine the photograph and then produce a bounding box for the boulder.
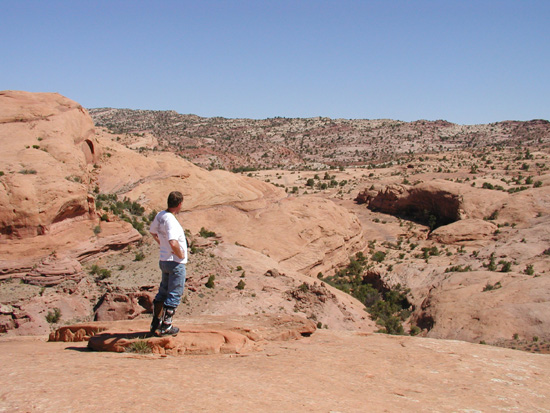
[429,218,497,245]
[94,289,155,321]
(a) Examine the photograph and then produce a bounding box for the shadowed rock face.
[361,183,461,229]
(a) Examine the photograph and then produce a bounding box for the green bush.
[205,274,216,288]
[371,251,386,263]
[134,252,145,261]
[98,268,111,280]
[236,279,245,290]
[500,261,512,272]
[199,227,216,238]
[19,169,37,175]
[483,281,502,292]
[46,308,61,323]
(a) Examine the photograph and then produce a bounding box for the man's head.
[167,191,184,209]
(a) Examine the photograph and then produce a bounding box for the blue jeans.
[155,261,186,308]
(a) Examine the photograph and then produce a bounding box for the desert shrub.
[483,281,502,292]
[320,258,411,335]
[231,166,257,173]
[199,227,216,238]
[534,180,543,188]
[126,340,151,354]
[19,169,37,174]
[236,279,245,290]
[93,225,102,235]
[409,325,421,336]
[487,253,497,271]
[298,282,309,292]
[134,252,145,261]
[0,171,4,177]
[65,175,82,183]
[378,315,404,335]
[525,264,534,275]
[205,274,216,288]
[445,265,472,273]
[500,261,512,272]
[46,308,61,323]
[98,268,111,280]
[371,251,386,263]
[423,246,440,257]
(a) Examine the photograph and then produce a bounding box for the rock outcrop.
[359,180,509,227]
[93,288,155,321]
[0,91,100,238]
[49,314,316,355]
[429,218,497,245]
[0,91,141,282]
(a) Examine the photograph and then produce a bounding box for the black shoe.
[156,324,180,337]
[150,317,161,335]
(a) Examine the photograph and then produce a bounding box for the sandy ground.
[1,329,549,412]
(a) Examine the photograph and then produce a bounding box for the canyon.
[1,90,549,410]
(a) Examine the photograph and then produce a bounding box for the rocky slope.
[89,107,550,170]
[0,91,372,336]
[1,91,550,354]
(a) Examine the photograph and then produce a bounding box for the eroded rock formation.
[49,314,316,355]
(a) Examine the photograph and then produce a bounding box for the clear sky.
[2,0,549,124]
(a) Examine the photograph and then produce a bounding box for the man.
[149,191,188,336]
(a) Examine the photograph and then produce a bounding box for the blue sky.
[2,0,549,124]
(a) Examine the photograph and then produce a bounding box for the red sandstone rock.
[50,315,315,356]
[94,290,155,321]
[0,90,100,238]
[429,218,497,245]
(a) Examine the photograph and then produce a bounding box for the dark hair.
[167,191,184,209]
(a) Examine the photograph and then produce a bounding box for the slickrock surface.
[1,328,549,412]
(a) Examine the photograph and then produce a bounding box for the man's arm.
[151,233,160,245]
[169,239,184,259]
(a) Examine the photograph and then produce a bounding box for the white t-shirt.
[149,210,188,263]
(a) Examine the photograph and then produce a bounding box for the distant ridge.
[89,108,550,171]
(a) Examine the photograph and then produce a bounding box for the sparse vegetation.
[125,340,152,354]
[45,308,61,323]
[205,274,216,288]
[199,227,217,238]
[483,281,502,292]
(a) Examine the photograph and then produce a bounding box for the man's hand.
[169,239,184,259]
